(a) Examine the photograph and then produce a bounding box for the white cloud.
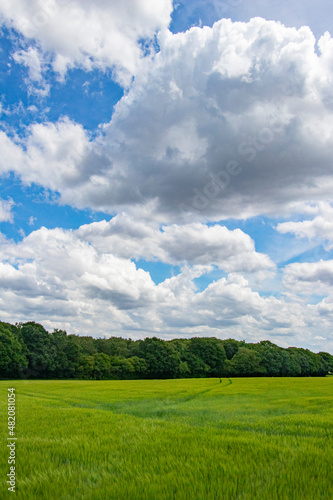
[0,223,331,352]
[76,214,275,274]
[277,202,333,249]
[0,132,25,176]
[12,47,50,96]
[2,18,333,222]
[13,47,44,81]
[283,259,333,294]
[183,0,333,39]
[0,117,92,189]
[0,198,14,223]
[311,296,333,318]
[0,226,162,328]
[0,0,173,86]
[95,18,333,221]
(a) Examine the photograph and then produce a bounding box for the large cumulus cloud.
[98,18,333,221]
[1,18,333,222]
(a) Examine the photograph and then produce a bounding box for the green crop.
[1,377,332,499]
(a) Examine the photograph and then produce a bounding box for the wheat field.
[1,377,332,499]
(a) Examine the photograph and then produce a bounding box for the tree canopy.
[0,321,332,380]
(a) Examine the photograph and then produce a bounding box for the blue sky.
[0,0,333,353]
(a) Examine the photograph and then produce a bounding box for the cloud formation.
[0,223,331,352]
[0,0,173,86]
[12,47,50,96]
[0,198,14,223]
[0,118,91,189]
[277,203,333,249]
[76,214,275,273]
[0,12,332,353]
[1,18,333,222]
[283,259,333,294]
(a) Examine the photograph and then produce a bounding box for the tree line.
[1,321,332,380]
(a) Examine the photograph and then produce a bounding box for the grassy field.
[1,377,332,500]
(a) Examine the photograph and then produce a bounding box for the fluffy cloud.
[0,0,173,85]
[0,226,161,331]
[0,223,331,352]
[12,47,50,96]
[1,18,333,222]
[76,214,274,274]
[91,17,333,221]
[0,118,92,189]
[283,259,333,294]
[310,296,333,318]
[198,0,333,39]
[277,203,333,249]
[0,198,14,223]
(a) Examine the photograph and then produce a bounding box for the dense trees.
[0,322,28,378]
[225,347,264,377]
[0,320,332,380]
[187,337,227,377]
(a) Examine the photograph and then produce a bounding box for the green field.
[1,377,332,500]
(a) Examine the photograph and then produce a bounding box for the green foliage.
[19,322,54,378]
[0,323,28,377]
[318,351,333,373]
[250,341,285,376]
[182,350,210,377]
[95,337,131,357]
[227,347,265,376]
[222,338,243,359]
[93,353,112,380]
[0,320,332,380]
[187,337,227,377]
[137,337,182,379]
[77,354,95,379]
